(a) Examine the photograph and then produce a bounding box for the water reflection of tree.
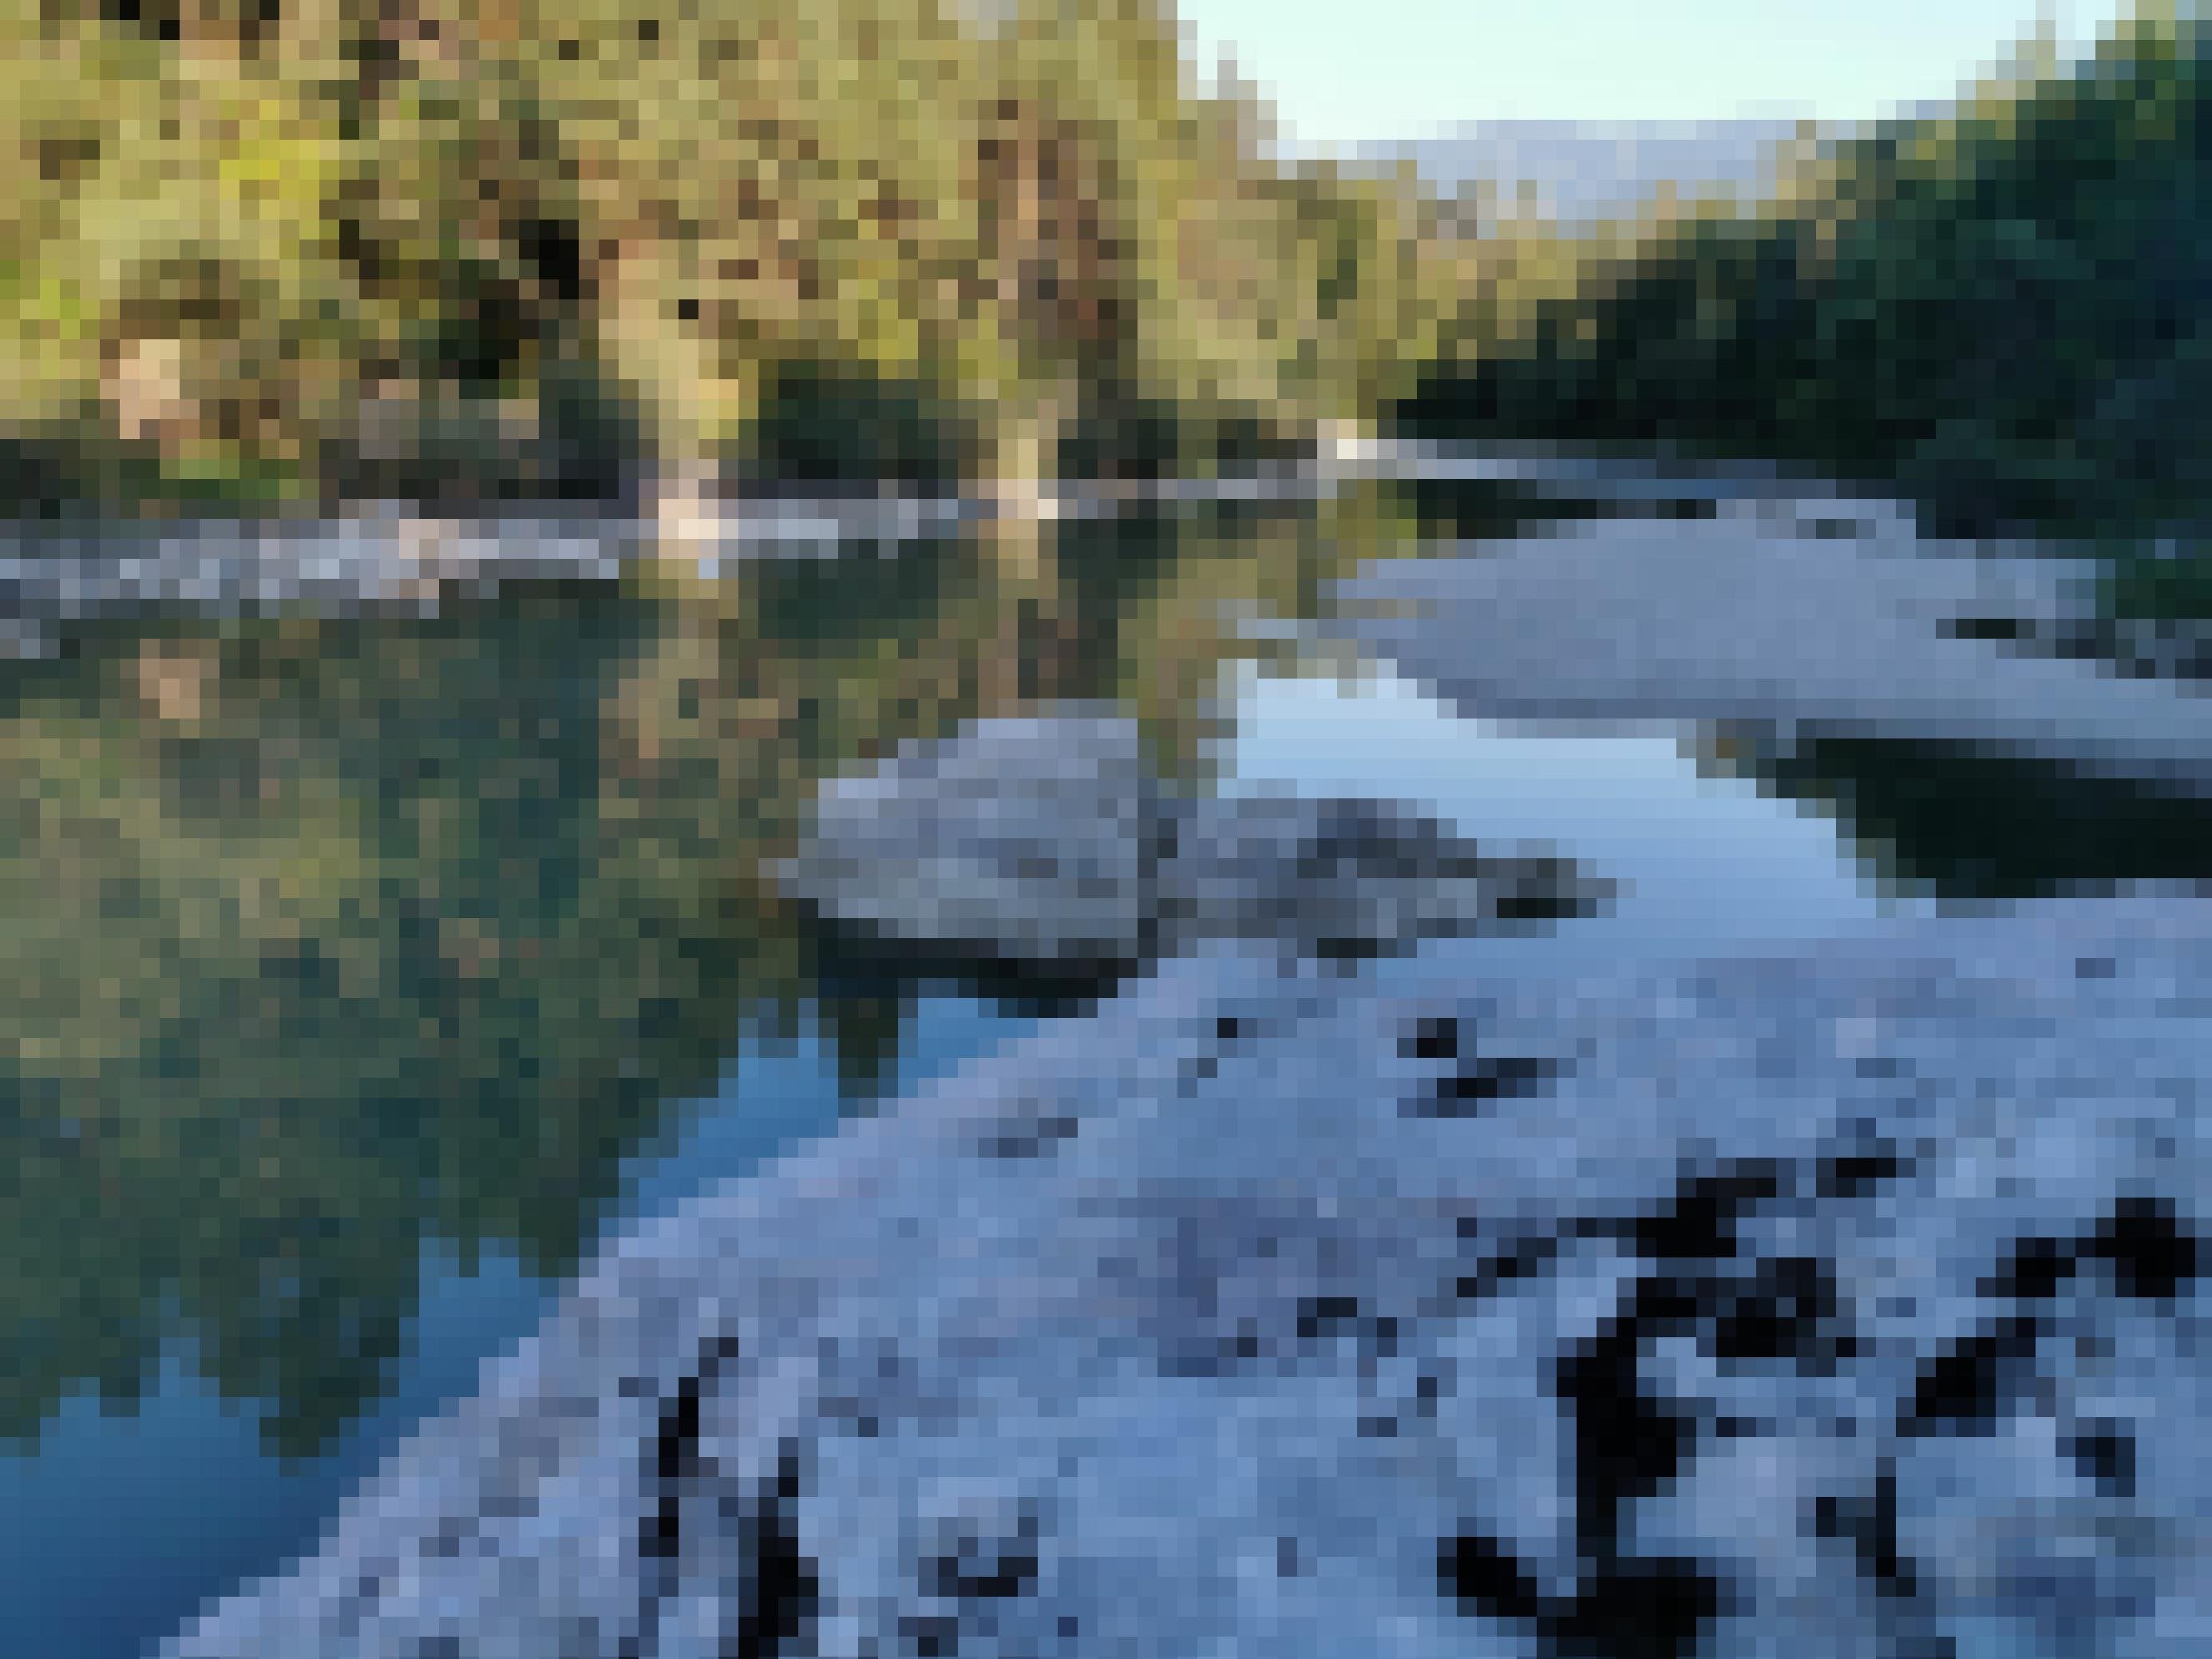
[1733,734,2212,904]
[2,592,739,1457]
[0,495,1430,1459]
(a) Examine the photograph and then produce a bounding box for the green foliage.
[0,0,1444,513]
[1399,7,2212,551]
[738,358,977,493]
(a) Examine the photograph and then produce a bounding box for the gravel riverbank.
[1328,506,2212,794]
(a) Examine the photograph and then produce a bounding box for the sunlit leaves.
[0,0,1490,507]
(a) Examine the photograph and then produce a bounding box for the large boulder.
[164,897,2212,1659]
[775,710,1601,969]
[778,711,1172,968]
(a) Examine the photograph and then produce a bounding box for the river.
[3,453,2207,1659]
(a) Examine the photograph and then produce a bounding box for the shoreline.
[162,894,2212,1659]
[0,458,1356,639]
[1328,505,2212,797]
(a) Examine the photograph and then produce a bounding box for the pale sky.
[1172,0,2139,150]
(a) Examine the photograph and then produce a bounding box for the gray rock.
[776,710,1599,968]
[1158,789,1594,959]
[778,710,1169,966]
[165,896,2212,1659]
[1327,515,2212,795]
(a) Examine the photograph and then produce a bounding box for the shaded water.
[4,462,2208,1658]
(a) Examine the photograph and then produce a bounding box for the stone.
[1157,789,1596,960]
[774,711,1601,970]
[162,896,2212,1659]
[776,710,1171,968]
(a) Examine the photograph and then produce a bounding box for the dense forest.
[0,0,1465,515]
[3,0,2206,544]
[1397,7,2212,552]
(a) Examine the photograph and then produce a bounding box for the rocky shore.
[153,533,2212,1658]
[164,891,2212,1659]
[1329,505,2212,794]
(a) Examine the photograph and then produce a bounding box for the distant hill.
[1369,119,1838,229]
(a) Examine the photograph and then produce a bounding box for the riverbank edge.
[159,889,2212,1659]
